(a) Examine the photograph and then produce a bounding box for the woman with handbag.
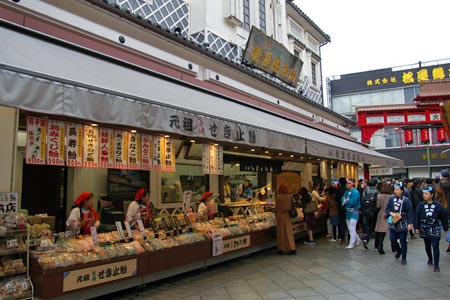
[415,186,448,272]
[274,184,296,255]
[300,187,316,245]
[385,181,414,265]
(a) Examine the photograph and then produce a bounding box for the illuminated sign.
[242,26,303,86]
[331,63,450,95]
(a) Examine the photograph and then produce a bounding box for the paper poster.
[152,136,164,171]
[114,130,128,169]
[202,144,223,174]
[46,119,65,166]
[0,192,18,214]
[212,234,223,256]
[141,134,152,170]
[202,144,210,174]
[182,191,192,213]
[127,132,141,170]
[83,125,99,168]
[164,138,176,172]
[99,127,115,169]
[66,123,83,167]
[25,116,47,165]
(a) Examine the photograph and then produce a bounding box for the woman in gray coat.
[374,182,393,254]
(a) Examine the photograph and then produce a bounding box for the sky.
[293,0,450,80]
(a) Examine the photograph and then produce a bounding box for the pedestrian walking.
[374,182,392,254]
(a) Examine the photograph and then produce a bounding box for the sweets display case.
[0,214,33,300]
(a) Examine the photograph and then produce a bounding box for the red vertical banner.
[420,128,430,144]
[128,132,141,170]
[46,120,65,166]
[114,130,128,169]
[404,129,413,144]
[164,138,176,172]
[141,134,152,171]
[83,125,99,168]
[26,116,47,165]
[66,123,83,167]
[152,136,164,171]
[437,127,447,142]
[99,127,115,169]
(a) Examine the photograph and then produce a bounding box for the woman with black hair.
[300,187,315,245]
[66,192,100,235]
[126,188,152,228]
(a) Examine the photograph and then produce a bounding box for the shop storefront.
[0,8,403,300]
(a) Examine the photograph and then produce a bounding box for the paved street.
[93,235,450,300]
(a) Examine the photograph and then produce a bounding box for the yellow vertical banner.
[83,125,99,168]
[46,119,65,166]
[141,134,152,171]
[114,130,128,169]
[25,116,47,165]
[128,132,141,170]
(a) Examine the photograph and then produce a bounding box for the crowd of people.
[275,169,450,271]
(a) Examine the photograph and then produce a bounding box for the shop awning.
[0,23,402,167]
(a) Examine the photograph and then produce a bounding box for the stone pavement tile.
[316,272,342,279]
[223,279,253,289]
[293,296,327,300]
[350,291,391,300]
[228,292,264,300]
[259,289,292,299]
[337,284,373,294]
[301,279,334,288]
[310,285,346,295]
[324,277,356,286]
[426,285,450,296]
[252,284,283,292]
[276,279,307,290]
[389,287,444,299]
[377,289,422,300]
[284,287,319,297]
[182,296,202,300]
[380,279,418,290]
[363,281,396,291]
[198,286,231,297]
[323,294,360,300]
[408,278,449,288]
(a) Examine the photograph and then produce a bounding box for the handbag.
[289,199,298,218]
[390,198,403,224]
[304,201,317,214]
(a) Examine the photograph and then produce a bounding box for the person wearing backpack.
[361,179,379,249]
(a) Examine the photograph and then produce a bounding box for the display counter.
[30,218,327,300]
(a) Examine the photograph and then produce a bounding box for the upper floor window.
[294,49,300,57]
[243,0,250,31]
[311,62,317,86]
[259,0,266,32]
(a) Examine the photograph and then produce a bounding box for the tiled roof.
[415,78,450,100]
[356,104,418,112]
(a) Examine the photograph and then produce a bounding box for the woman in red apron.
[66,192,100,235]
[126,188,152,228]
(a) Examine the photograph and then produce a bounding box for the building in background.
[329,59,450,179]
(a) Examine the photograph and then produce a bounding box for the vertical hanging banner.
[46,119,65,166]
[202,144,210,174]
[66,123,83,167]
[152,136,165,171]
[209,145,218,174]
[26,116,47,165]
[99,127,115,169]
[128,132,142,170]
[114,130,128,169]
[83,125,99,168]
[404,129,413,144]
[141,134,152,171]
[437,127,447,142]
[164,138,176,172]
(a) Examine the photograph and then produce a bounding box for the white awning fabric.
[0,24,402,167]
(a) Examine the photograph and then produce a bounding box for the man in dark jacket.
[336,177,348,243]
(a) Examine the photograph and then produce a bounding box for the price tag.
[137,220,147,238]
[6,239,18,248]
[22,280,28,290]
[90,226,99,246]
[6,282,17,294]
[115,221,125,240]
[40,239,51,246]
[124,221,133,239]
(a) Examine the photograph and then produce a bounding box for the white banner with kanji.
[152,136,164,171]
[26,116,47,165]
[202,144,210,174]
[141,134,152,171]
[66,123,83,167]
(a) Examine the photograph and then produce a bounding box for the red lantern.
[420,128,430,144]
[437,127,447,143]
[404,129,413,144]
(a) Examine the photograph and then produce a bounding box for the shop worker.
[198,191,214,221]
[66,192,100,235]
[239,179,253,199]
[224,176,236,201]
[126,188,152,229]
[415,186,448,272]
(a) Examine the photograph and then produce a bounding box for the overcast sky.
[293,0,450,80]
